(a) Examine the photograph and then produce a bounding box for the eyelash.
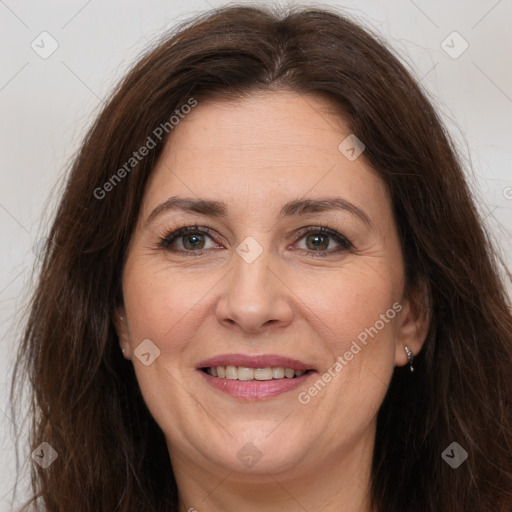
[157,224,353,258]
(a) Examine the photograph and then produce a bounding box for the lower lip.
[198,370,315,400]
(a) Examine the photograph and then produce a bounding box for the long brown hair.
[11,5,512,511]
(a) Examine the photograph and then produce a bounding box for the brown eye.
[182,233,206,250]
[305,233,330,251]
[295,226,353,257]
[160,226,219,255]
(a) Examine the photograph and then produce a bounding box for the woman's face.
[116,90,426,481]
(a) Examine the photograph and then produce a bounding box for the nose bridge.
[232,238,271,294]
[215,236,293,332]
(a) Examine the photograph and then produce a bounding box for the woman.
[12,4,512,511]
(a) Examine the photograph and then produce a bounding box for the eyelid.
[157,224,353,256]
[158,225,218,250]
[294,224,353,250]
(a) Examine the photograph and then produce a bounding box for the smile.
[202,365,309,380]
[196,353,317,399]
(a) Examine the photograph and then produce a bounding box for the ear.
[394,280,431,367]
[112,306,132,359]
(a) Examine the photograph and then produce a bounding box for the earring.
[404,346,414,372]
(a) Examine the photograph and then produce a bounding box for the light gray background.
[1,0,511,508]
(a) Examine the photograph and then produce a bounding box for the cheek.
[292,259,400,425]
[122,261,217,348]
[120,265,213,431]
[289,262,400,449]
[296,260,400,354]
[123,251,401,366]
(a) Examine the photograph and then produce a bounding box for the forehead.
[163,91,348,168]
[142,90,391,226]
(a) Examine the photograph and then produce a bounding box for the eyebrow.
[145,196,375,230]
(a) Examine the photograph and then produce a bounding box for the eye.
[159,226,220,255]
[294,226,353,257]
[157,224,353,257]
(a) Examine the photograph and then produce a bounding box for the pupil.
[308,234,328,250]
[185,234,204,249]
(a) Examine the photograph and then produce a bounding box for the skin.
[114,90,429,512]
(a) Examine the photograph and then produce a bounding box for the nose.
[215,246,294,334]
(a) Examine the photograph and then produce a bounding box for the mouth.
[196,354,317,400]
[200,366,312,380]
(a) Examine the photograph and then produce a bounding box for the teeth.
[225,366,237,380]
[238,367,254,380]
[205,365,309,380]
[254,368,273,380]
[272,367,285,379]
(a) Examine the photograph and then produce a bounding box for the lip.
[198,369,315,400]
[196,353,314,371]
[196,353,317,401]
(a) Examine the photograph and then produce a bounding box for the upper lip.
[197,353,315,371]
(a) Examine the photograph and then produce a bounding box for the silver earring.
[121,348,126,355]
[404,346,414,372]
